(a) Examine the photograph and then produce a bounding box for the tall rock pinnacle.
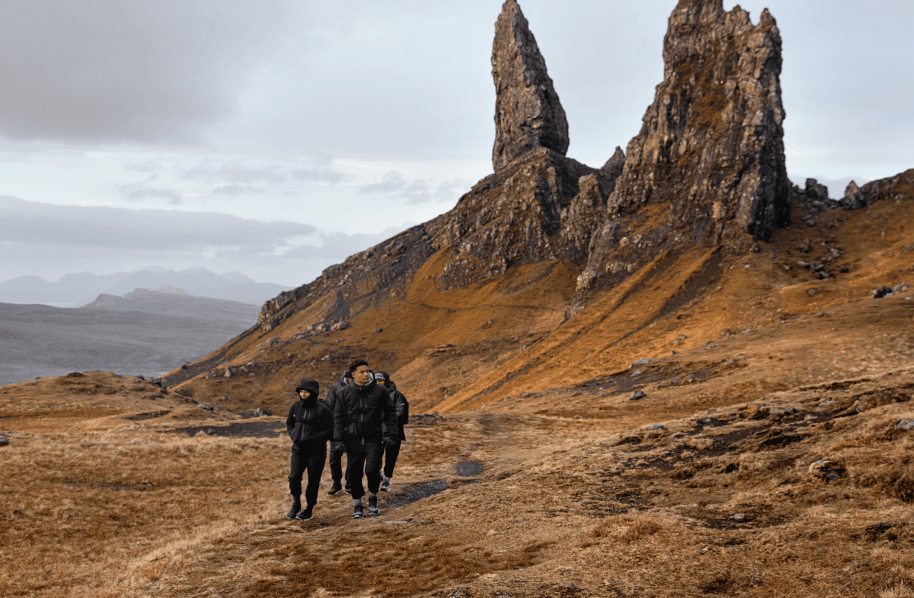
[491,0,569,172]
[606,0,791,243]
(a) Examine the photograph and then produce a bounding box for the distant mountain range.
[0,266,290,306]
[0,288,261,386]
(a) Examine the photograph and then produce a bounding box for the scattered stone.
[220,396,229,402]
[258,336,281,348]
[374,328,383,333]
[741,329,753,334]
[897,420,914,431]
[199,404,213,411]
[224,368,234,379]
[872,286,893,298]
[290,333,308,340]
[631,358,650,367]
[320,355,331,361]
[648,423,665,431]
[808,288,819,297]
[819,400,835,407]
[743,404,769,419]
[730,513,747,521]
[241,408,272,418]
[769,406,797,416]
[0,436,9,447]
[627,390,645,402]
[809,459,845,482]
[13,510,22,515]
[523,392,532,397]
[331,321,348,331]
[224,487,233,493]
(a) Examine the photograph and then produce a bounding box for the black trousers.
[329,441,346,485]
[289,442,327,506]
[382,441,401,479]
[345,438,383,499]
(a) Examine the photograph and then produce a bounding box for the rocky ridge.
[167,1,913,405]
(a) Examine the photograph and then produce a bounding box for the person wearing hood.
[334,358,398,519]
[374,371,408,493]
[285,378,333,521]
[323,369,352,496]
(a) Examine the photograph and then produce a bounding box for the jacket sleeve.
[286,403,296,434]
[320,403,334,442]
[382,388,398,442]
[333,390,345,443]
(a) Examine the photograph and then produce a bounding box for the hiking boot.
[352,503,364,519]
[327,482,343,496]
[367,495,380,517]
[379,477,391,492]
[295,505,313,521]
[286,503,301,519]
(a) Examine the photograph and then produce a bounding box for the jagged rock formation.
[255,0,800,327]
[840,168,914,209]
[579,0,792,291]
[491,0,569,171]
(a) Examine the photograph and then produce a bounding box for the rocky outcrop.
[607,0,789,238]
[491,0,569,171]
[579,0,791,291]
[840,169,914,209]
[258,0,801,325]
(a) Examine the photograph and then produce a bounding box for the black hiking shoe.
[352,503,364,519]
[368,495,380,517]
[327,483,343,495]
[286,503,301,519]
[295,505,313,521]
[379,477,391,492]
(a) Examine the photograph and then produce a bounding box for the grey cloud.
[359,172,469,205]
[0,1,291,143]
[183,164,286,185]
[360,171,407,194]
[211,184,263,197]
[119,182,184,203]
[290,167,346,185]
[126,160,164,173]
[1,195,317,254]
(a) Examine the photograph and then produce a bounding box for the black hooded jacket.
[333,377,397,444]
[323,370,351,413]
[286,378,333,446]
[377,372,409,442]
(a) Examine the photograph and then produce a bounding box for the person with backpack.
[374,371,408,492]
[323,369,352,496]
[285,378,333,521]
[333,358,398,519]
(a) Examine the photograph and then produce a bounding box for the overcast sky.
[1,0,912,288]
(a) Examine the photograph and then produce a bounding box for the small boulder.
[809,459,845,482]
[627,390,645,402]
[896,420,914,431]
[872,286,894,298]
[241,408,272,418]
[331,321,348,331]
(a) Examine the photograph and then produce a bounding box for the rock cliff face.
[491,0,570,171]
[579,0,792,291]
[256,0,796,327]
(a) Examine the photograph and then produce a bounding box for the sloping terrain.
[2,292,914,596]
[4,0,914,595]
[0,289,259,385]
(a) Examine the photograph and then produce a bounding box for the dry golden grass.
[5,189,914,595]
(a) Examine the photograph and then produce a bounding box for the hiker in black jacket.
[374,371,408,493]
[334,358,398,519]
[323,370,352,496]
[285,378,333,521]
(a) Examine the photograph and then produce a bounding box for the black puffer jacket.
[377,371,409,441]
[286,378,333,445]
[333,377,397,444]
[323,370,351,413]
